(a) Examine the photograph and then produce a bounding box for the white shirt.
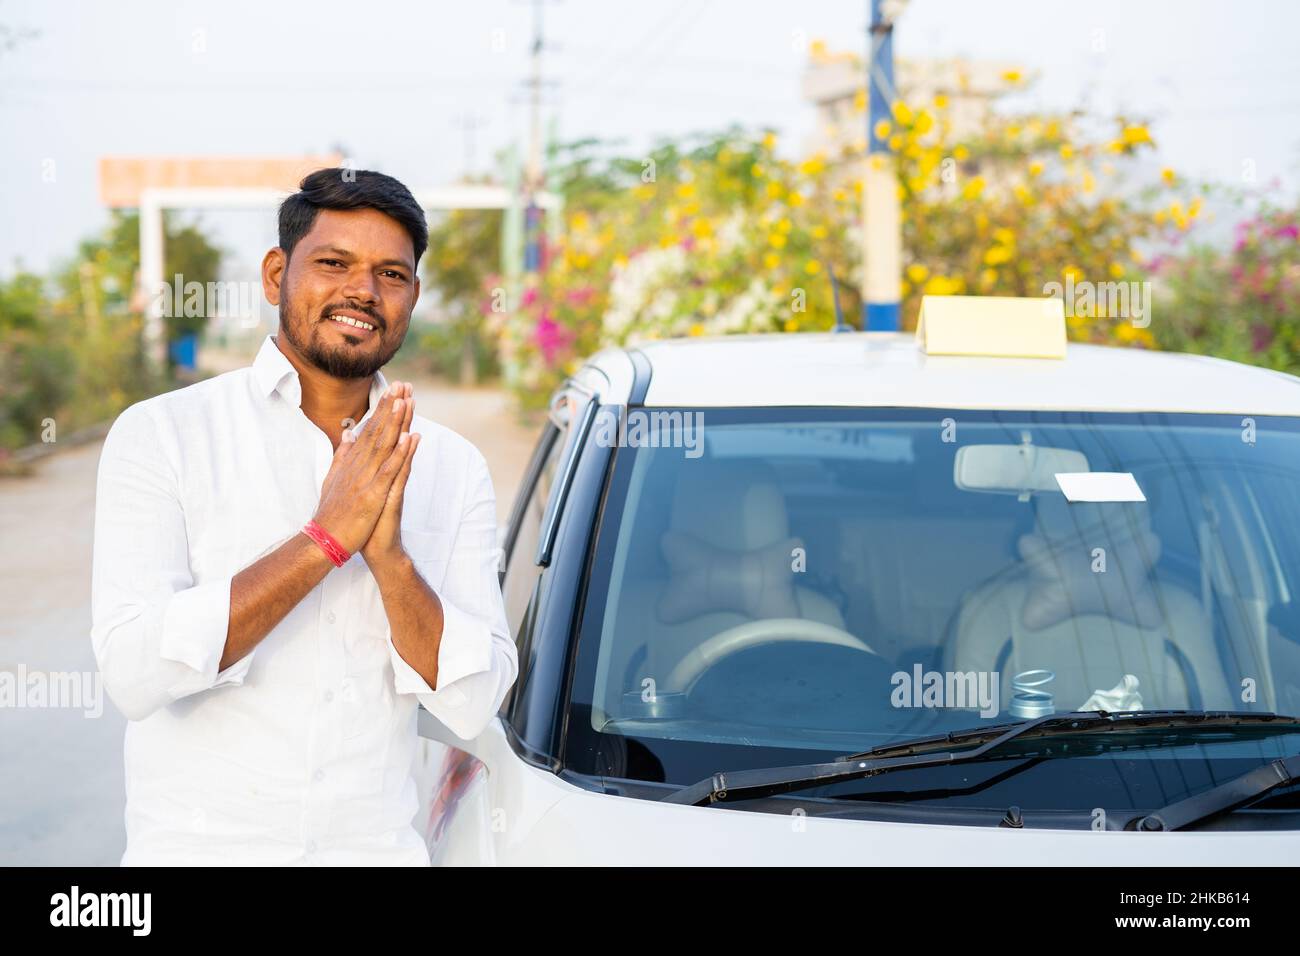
[90,334,518,866]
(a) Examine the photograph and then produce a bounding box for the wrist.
[302,518,351,568]
[368,548,414,587]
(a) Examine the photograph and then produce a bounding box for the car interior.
[587,419,1300,745]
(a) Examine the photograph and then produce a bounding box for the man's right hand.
[311,382,412,554]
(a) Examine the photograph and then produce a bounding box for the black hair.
[278,168,428,266]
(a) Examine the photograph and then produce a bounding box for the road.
[0,360,541,865]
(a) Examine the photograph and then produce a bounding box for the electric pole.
[863,0,905,331]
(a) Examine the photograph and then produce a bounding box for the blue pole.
[863,0,901,331]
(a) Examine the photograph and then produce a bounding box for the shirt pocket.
[401,526,453,592]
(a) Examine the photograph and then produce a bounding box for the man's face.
[264,207,420,379]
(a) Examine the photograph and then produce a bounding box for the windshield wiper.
[1128,751,1300,831]
[662,710,1300,807]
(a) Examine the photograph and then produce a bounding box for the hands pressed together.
[312,380,420,572]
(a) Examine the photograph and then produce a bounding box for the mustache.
[320,302,385,330]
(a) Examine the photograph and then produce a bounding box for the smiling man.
[90,168,518,865]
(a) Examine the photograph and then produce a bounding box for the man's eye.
[382,270,407,280]
[318,258,345,267]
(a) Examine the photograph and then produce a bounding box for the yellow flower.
[691,218,713,239]
[768,232,787,248]
[961,176,986,200]
[906,263,929,283]
[1001,69,1023,84]
[751,163,765,179]
[674,182,696,199]
[933,93,949,110]
[980,268,998,287]
[983,246,1012,266]
[1062,265,1083,282]
[873,119,892,141]
[1059,144,1075,160]
[992,227,1015,245]
[1121,124,1152,146]
[832,188,848,203]
[1161,167,1176,185]
[810,224,828,239]
[953,144,970,161]
[688,322,705,337]
[784,317,800,332]
[1108,261,1125,278]
[888,133,904,152]
[762,131,777,151]
[913,110,934,135]
[923,275,964,295]
[798,153,827,176]
[777,217,793,234]
[804,260,821,275]
[853,88,867,112]
[764,252,781,270]
[766,180,784,199]
[1028,160,1044,177]
[787,189,805,207]
[891,100,913,125]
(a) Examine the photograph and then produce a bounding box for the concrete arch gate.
[98,156,561,369]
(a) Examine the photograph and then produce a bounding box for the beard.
[278,294,403,380]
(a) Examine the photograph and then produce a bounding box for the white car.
[414,305,1300,864]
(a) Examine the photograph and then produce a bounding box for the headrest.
[1017,497,1164,630]
[657,459,802,624]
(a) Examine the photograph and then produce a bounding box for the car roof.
[578,331,1300,416]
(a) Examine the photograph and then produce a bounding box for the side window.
[503,425,566,634]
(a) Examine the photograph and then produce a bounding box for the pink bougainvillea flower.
[532,311,574,366]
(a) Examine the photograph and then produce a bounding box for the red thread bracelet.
[302,519,350,567]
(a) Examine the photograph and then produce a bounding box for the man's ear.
[262,247,287,306]
[412,274,421,307]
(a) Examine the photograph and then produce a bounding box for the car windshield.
[565,407,1300,809]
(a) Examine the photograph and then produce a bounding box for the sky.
[1,0,1298,281]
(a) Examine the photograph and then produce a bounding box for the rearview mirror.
[954,443,1090,496]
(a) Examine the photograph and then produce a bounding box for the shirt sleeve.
[387,447,519,741]
[90,403,251,721]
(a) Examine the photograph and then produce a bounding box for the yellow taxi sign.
[915,295,1067,359]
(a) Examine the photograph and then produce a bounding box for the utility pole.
[863,0,905,331]
[452,113,488,177]
[522,0,549,274]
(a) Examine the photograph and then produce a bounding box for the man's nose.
[340,269,380,306]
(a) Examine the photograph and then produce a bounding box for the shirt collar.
[253,334,390,424]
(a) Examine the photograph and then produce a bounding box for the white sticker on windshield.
[1054,472,1146,502]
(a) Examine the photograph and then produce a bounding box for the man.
[90,168,518,865]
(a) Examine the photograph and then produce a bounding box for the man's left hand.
[361,381,420,574]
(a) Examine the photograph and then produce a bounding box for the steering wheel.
[666,618,879,695]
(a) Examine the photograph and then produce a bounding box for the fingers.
[385,430,420,511]
[375,427,414,488]
[353,381,401,453]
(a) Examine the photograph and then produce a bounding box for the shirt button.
[326,610,337,624]
[306,840,318,854]
[323,689,334,703]
[313,769,324,783]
